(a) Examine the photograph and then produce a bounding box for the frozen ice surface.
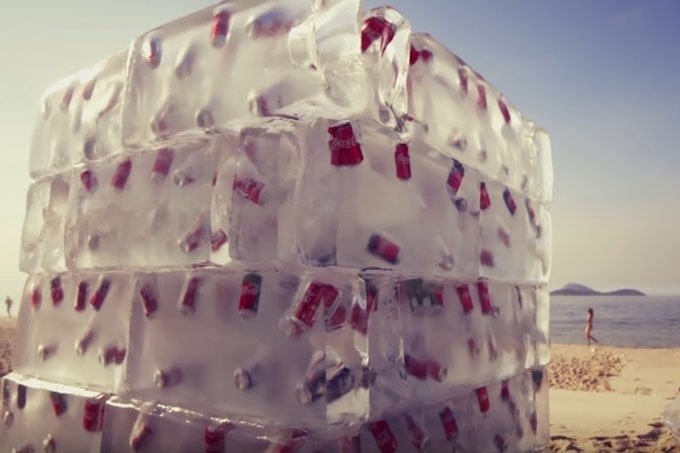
[65,136,229,270]
[664,397,680,441]
[19,172,70,273]
[29,53,126,178]
[12,272,133,392]
[0,373,106,453]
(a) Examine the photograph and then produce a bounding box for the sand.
[0,319,677,451]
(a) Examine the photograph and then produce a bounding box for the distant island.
[550,283,645,297]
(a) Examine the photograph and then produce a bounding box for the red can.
[50,276,64,306]
[37,343,57,361]
[458,68,469,95]
[238,274,262,317]
[455,285,473,314]
[154,367,182,388]
[498,98,511,124]
[361,17,396,54]
[447,160,466,196]
[179,214,207,254]
[503,188,517,216]
[99,345,126,367]
[50,392,67,417]
[90,277,111,311]
[210,229,228,252]
[233,178,265,205]
[80,169,98,193]
[476,83,487,110]
[130,421,153,450]
[205,421,231,453]
[493,434,507,452]
[75,281,88,312]
[438,406,459,440]
[480,249,495,268]
[210,11,231,48]
[146,37,162,69]
[139,282,158,318]
[31,286,42,309]
[338,435,362,453]
[178,276,200,315]
[476,281,493,315]
[75,329,95,356]
[350,282,378,336]
[82,396,106,432]
[500,380,510,401]
[431,284,444,310]
[428,360,447,382]
[404,354,428,380]
[394,143,412,181]
[328,122,364,167]
[367,420,398,453]
[234,365,259,391]
[293,281,325,329]
[475,387,491,413]
[151,147,174,182]
[325,303,347,331]
[409,46,433,66]
[480,182,491,210]
[403,413,427,451]
[111,159,132,190]
[367,234,400,264]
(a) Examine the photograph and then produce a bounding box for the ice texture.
[12,0,553,450]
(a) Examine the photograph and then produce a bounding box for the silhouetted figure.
[585,307,599,346]
[5,297,13,318]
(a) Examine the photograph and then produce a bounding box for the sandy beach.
[0,318,677,451]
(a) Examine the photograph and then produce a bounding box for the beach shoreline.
[0,319,677,451]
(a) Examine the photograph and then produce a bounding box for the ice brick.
[19,172,70,273]
[0,373,106,452]
[65,136,228,269]
[29,53,126,178]
[12,272,133,392]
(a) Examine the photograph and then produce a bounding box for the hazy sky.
[0,0,679,305]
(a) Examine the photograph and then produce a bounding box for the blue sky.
[0,0,679,303]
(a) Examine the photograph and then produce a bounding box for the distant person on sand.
[5,297,12,318]
[585,308,599,346]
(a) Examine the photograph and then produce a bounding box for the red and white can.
[154,367,182,388]
[476,83,487,110]
[438,406,459,440]
[350,281,378,336]
[75,329,95,356]
[361,17,396,54]
[480,182,491,210]
[394,143,412,181]
[210,11,231,48]
[139,281,159,318]
[31,285,42,309]
[447,160,465,196]
[328,122,364,167]
[82,395,106,432]
[480,249,495,268]
[111,159,132,190]
[178,276,200,315]
[233,178,265,205]
[500,380,510,402]
[178,212,208,254]
[366,234,400,264]
[130,420,154,450]
[151,148,174,182]
[475,387,491,413]
[476,281,493,315]
[205,421,232,453]
[49,392,67,417]
[455,285,474,314]
[498,98,511,124]
[367,420,398,453]
[238,274,262,317]
[210,229,228,252]
[80,169,98,193]
[458,68,469,95]
[90,277,111,311]
[403,413,428,451]
[50,276,63,306]
[404,354,428,380]
[467,338,480,358]
[99,345,126,367]
[503,188,517,216]
[74,281,88,311]
[145,37,162,68]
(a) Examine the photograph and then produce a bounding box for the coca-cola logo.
[242,283,259,296]
[396,154,410,164]
[329,137,357,150]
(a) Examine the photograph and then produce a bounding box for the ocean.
[550,295,680,348]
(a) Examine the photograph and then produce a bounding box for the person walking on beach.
[585,308,599,346]
[5,297,13,318]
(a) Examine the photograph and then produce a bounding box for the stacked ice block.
[3,0,553,451]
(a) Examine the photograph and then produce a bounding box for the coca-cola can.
[467,337,480,358]
[480,182,491,210]
[326,366,355,403]
[89,277,111,311]
[361,17,396,54]
[438,406,459,440]
[404,354,428,380]
[367,234,400,264]
[338,435,362,453]
[366,420,398,453]
[49,392,67,417]
[295,368,325,405]
[145,37,162,68]
[476,281,493,315]
[292,282,325,329]
[500,380,510,402]
[178,276,200,315]
[325,303,347,331]
[453,197,468,213]
[476,83,487,110]
[130,421,153,450]
[30,286,41,309]
[82,396,106,432]
[480,249,495,268]
[428,360,447,382]
[50,276,63,306]
[37,343,57,362]
[455,285,473,314]
[16,384,26,410]
[238,273,262,318]
[498,98,511,124]
[150,148,173,182]
[475,387,490,413]
[80,169,98,193]
[394,143,412,181]
[447,160,465,197]
[210,229,228,252]
[431,284,444,310]
[205,421,231,453]
[458,68,469,95]
[74,281,88,311]
[350,282,377,336]
[503,188,517,216]
[403,413,427,451]
[99,345,126,367]
[178,212,208,254]
[493,434,507,452]
[111,159,132,190]
[154,367,182,388]
[328,122,364,167]
[139,281,159,318]
[233,178,265,205]
[234,365,260,391]
[210,11,231,48]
